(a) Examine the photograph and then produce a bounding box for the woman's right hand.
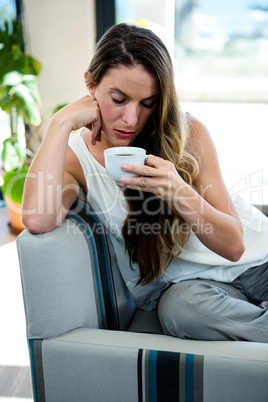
[53,95,102,144]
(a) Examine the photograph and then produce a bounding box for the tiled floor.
[0,207,33,401]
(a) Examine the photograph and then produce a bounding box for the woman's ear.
[84,71,95,96]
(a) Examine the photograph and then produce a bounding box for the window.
[172,0,268,207]
[0,0,17,27]
[174,0,268,102]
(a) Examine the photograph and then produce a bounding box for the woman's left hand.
[120,155,185,203]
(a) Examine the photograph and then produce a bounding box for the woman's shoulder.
[186,113,211,141]
[68,129,94,161]
[67,129,106,173]
[185,113,217,161]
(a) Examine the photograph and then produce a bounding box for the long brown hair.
[86,23,199,285]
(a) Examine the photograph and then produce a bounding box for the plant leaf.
[0,20,41,82]
[21,75,42,105]
[2,138,25,172]
[2,71,24,86]
[10,83,41,125]
[1,165,29,204]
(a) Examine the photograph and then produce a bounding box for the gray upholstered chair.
[17,199,268,402]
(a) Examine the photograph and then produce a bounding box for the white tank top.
[69,132,268,310]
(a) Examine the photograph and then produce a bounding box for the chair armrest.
[17,201,136,340]
[17,219,99,339]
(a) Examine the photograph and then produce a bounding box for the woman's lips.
[114,129,136,138]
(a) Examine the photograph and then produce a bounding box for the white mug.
[104,147,150,184]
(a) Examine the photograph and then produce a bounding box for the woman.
[22,23,268,342]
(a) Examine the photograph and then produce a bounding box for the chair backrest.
[17,199,136,340]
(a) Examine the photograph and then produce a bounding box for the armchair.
[17,199,268,402]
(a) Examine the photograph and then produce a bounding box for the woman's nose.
[122,104,138,127]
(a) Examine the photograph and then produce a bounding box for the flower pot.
[4,195,25,234]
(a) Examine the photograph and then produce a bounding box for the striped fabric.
[66,199,120,330]
[29,337,204,402]
[138,349,204,402]
[29,339,44,402]
[27,327,268,402]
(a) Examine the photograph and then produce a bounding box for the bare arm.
[119,116,245,262]
[22,96,101,233]
[170,117,244,261]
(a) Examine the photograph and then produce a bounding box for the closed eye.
[141,102,155,109]
[112,98,156,109]
[112,98,125,105]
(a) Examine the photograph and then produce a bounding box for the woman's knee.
[157,281,210,338]
[157,280,243,340]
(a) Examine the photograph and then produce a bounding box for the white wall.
[23,0,96,132]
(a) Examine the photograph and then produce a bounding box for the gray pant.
[157,261,268,342]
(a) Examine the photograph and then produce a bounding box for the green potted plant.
[0,20,42,232]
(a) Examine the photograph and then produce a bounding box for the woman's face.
[92,64,159,147]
